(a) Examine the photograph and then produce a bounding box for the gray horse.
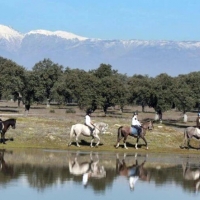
[181,127,200,149]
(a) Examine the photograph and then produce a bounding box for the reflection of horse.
[0,149,13,176]
[68,122,108,147]
[181,127,200,149]
[115,121,153,149]
[68,153,106,186]
[116,154,150,190]
[1,118,16,144]
[182,161,200,192]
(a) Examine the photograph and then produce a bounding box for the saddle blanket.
[130,127,139,136]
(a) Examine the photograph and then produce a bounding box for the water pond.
[0,148,200,200]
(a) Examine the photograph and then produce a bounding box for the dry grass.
[0,101,200,154]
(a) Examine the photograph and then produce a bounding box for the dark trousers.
[0,122,2,132]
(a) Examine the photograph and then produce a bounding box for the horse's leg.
[187,138,190,149]
[116,127,122,148]
[75,133,80,147]
[123,136,128,149]
[141,136,148,150]
[135,137,139,149]
[116,136,122,148]
[94,135,100,147]
[90,136,95,148]
[1,132,6,144]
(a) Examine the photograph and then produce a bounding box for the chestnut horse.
[115,120,153,149]
[0,118,16,144]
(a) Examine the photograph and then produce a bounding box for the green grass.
[1,102,200,155]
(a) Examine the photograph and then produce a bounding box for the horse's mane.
[3,118,16,122]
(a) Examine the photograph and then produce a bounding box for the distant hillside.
[1,24,200,77]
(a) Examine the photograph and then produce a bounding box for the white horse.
[68,153,106,186]
[68,122,108,147]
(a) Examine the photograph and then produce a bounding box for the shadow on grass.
[179,145,200,150]
[0,138,14,144]
[114,142,147,149]
[70,140,104,147]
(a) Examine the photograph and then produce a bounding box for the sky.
[0,0,200,41]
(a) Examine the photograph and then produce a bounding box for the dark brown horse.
[115,120,153,149]
[0,118,16,144]
[116,153,150,190]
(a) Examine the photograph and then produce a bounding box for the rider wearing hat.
[85,109,95,134]
[131,112,142,134]
[196,113,200,129]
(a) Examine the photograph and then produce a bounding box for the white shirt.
[85,115,91,125]
[131,115,141,126]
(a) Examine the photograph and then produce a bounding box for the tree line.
[0,56,200,115]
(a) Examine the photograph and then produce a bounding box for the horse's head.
[95,122,109,134]
[11,119,16,129]
[148,121,154,130]
[142,120,153,130]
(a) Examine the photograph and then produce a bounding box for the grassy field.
[0,101,200,155]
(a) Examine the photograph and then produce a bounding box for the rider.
[85,109,95,134]
[196,113,200,129]
[131,112,142,134]
[0,118,2,133]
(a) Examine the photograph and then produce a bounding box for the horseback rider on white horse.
[85,109,95,135]
[131,112,142,135]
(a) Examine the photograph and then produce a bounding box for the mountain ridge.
[0,24,200,77]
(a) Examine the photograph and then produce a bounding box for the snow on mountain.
[0,24,200,76]
[0,25,23,51]
[0,25,23,41]
[26,29,88,41]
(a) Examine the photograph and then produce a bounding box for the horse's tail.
[117,126,123,139]
[70,125,75,139]
[182,128,188,148]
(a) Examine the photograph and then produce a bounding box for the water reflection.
[182,161,200,193]
[116,153,150,190]
[0,149,14,180]
[68,152,106,186]
[0,149,200,199]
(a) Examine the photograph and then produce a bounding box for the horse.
[68,122,108,147]
[0,118,16,144]
[182,161,200,192]
[116,153,150,190]
[68,152,106,186]
[115,120,153,150]
[181,127,200,149]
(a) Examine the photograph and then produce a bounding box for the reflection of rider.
[85,109,95,134]
[196,113,200,129]
[129,175,139,190]
[131,112,142,134]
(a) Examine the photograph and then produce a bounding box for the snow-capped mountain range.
[1,24,200,77]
